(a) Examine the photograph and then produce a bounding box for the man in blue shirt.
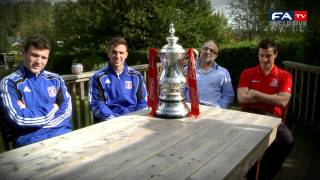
[0,34,72,147]
[88,37,147,123]
[185,40,234,108]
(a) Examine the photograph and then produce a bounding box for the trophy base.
[156,100,190,119]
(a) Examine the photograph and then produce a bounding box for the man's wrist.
[53,104,59,111]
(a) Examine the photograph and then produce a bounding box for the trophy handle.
[181,48,198,76]
[192,48,199,59]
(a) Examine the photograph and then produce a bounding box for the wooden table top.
[0,106,280,180]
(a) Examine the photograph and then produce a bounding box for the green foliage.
[80,51,106,72]
[0,0,55,53]
[0,4,13,52]
[229,0,268,41]
[53,0,231,50]
[46,0,232,73]
[127,50,148,66]
[47,50,106,74]
[0,66,20,79]
[15,0,54,37]
[219,42,257,92]
[0,30,10,52]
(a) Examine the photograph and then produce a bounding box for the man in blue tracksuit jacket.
[0,35,72,147]
[88,37,147,122]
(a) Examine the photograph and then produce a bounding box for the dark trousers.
[244,109,294,180]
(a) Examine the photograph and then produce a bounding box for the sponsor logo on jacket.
[125,81,132,89]
[23,86,31,92]
[48,86,57,97]
[270,79,279,87]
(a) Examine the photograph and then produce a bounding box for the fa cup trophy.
[147,23,199,118]
[156,24,190,118]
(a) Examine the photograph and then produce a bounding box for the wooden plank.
[190,120,278,180]
[287,68,294,115]
[151,115,279,180]
[115,123,238,180]
[74,113,276,179]
[305,72,311,122]
[283,61,320,75]
[1,114,167,179]
[111,114,247,180]
[298,71,304,119]
[311,75,318,125]
[292,69,298,116]
[39,109,226,179]
[89,112,94,125]
[284,61,320,129]
[143,71,147,82]
[0,107,280,180]
[78,110,235,180]
[79,81,86,127]
[62,71,95,82]
[70,82,79,129]
[0,107,222,179]
[0,110,157,161]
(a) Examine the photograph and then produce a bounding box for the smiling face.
[258,47,278,73]
[23,46,50,75]
[108,44,128,72]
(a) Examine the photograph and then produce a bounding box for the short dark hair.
[108,37,128,51]
[23,34,51,52]
[258,38,278,54]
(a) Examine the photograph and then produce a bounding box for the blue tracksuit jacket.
[0,66,72,147]
[88,64,147,122]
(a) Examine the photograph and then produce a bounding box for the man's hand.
[247,89,259,98]
[17,100,26,109]
[53,103,59,111]
[237,87,259,104]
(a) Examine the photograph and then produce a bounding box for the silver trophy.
[156,23,190,118]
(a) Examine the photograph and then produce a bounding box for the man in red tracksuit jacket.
[237,38,294,180]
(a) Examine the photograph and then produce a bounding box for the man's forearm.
[237,88,259,104]
[250,90,290,108]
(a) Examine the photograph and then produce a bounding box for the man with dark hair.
[237,38,294,180]
[0,34,72,147]
[88,37,147,123]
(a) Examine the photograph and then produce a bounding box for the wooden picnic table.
[0,105,280,180]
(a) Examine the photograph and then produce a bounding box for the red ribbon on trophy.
[147,48,158,116]
[187,48,199,117]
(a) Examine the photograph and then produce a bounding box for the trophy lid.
[161,23,185,54]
